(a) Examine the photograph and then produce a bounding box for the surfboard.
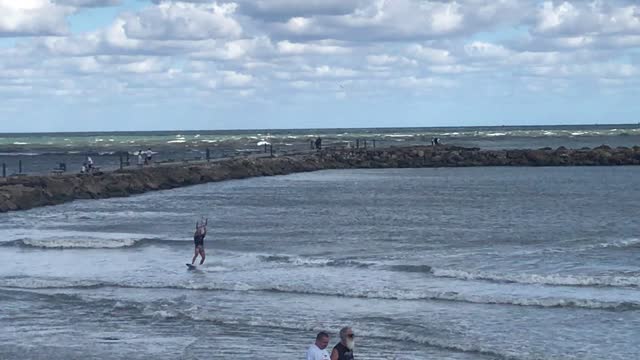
[186,263,197,270]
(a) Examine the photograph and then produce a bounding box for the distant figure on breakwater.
[86,156,94,171]
[145,148,153,165]
[137,150,144,167]
[315,137,322,151]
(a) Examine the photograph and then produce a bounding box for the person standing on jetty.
[192,218,207,265]
[145,148,153,165]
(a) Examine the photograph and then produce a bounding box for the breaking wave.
[0,237,187,249]
[387,264,640,288]
[2,278,637,311]
[525,238,640,255]
[258,254,372,268]
[430,269,640,288]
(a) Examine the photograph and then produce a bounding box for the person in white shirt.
[306,332,331,360]
[86,156,94,171]
[145,148,153,165]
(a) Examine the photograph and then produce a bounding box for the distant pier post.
[270,144,273,157]
[364,140,367,149]
[356,139,360,149]
[264,143,268,153]
[18,160,22,174]
[2,163,5,177]
[206,148,211,162]
[126,152,130,165]
[119,154,123,170]
[373,140,376,149]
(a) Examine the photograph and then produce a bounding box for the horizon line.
[2,122,639,135]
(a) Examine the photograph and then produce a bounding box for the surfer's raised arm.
[201,220,207,236]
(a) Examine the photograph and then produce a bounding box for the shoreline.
[1,145,639,213]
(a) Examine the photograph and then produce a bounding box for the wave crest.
[0,238,186,249]
[3,278,636,311]
[258,254,372,268]
[388,264,640,288]
[431,269,640,288]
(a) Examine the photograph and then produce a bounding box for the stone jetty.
[1,145,639,213]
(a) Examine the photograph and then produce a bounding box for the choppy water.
[1,125,640,175]
[1,167,639,359]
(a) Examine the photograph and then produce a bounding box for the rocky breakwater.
[323,144,640,168]
[0,155,327,213]
[1,145,639,213]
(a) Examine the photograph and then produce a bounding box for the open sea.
[1,125,639,359]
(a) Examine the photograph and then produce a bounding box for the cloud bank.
[1,0,639,131]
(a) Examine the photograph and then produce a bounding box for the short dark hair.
[316,331,329,341]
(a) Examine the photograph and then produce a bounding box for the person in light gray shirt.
[307,331,330,360]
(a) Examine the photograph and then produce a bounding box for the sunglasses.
[347,334,355,339]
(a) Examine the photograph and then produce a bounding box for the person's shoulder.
[306,344,318,357]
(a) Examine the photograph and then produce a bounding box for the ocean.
[1,124,640,175]
[1,166,639,359]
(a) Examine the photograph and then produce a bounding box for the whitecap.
[0,152,40,156]
[430,268,640,288]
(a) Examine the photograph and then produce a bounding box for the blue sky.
[1,0,639,132]
[67,1,146,33]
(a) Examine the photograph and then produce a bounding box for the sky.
[0,0,639,132]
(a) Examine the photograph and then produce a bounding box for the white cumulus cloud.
[54,0,120,7]
[0,0,72,36]
[1,0,640,124]
[123,2,242,40]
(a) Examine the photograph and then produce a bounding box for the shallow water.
[1,167,639,359]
